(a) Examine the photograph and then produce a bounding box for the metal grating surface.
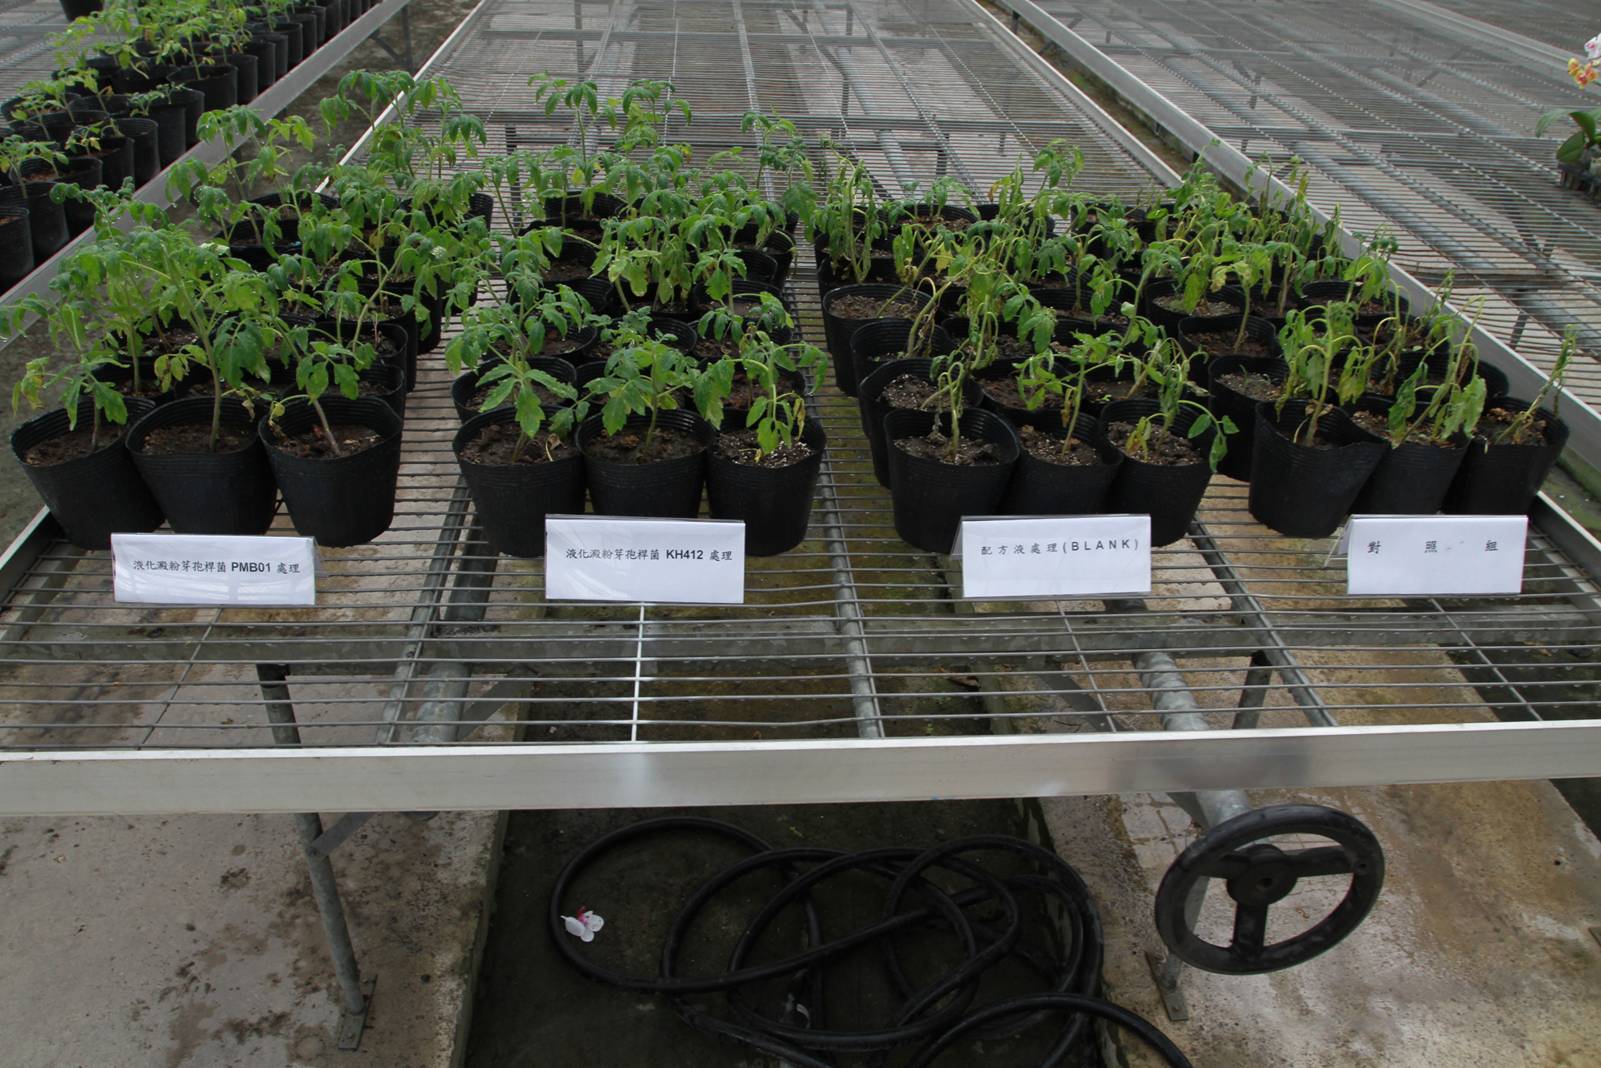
[1012,0,1601,416]
[1,0,1600,811]
[0,0,66,100]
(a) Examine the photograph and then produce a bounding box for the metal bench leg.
[257,664,374,1050]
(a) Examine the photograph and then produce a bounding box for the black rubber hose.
[905,993,1195,1068]
[548,817,1189,1067]
[715,846,1009,1050]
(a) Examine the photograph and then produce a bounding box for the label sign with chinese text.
[956,515,1151,599]
[1343,515,1527,596]
[544,515,745,604]
[112,534,316,606]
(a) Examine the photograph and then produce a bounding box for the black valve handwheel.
[1154,803,1384,975]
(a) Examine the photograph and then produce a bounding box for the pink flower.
[1586,35,1601,60]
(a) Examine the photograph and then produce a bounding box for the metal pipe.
[256,665,369,1018]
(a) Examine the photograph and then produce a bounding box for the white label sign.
[544,515,745,604]
[1343,515,1527,596]
[112,534,317,606]
[956,515,1152,599]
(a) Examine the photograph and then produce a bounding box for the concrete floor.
[0,809,500,1068]
[1,780,1597,1066]
[1047,781,1601,1068]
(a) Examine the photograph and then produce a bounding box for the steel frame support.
[256,664,373,1050]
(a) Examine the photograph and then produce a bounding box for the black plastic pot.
[1141,278,1244,332]
[858,357,982,489]
[114,117,161,188]
[454,408,585,558]
[82,131,134,192]
[451,356,576,422]
[846,319,953,394]
[138,90,196,166]
[175,64,238,113]
[537,191,624,236]
[1099,399,1217,547]
[272,17,304,66]
[359,361,408,421]
[10,163,69,261]
[814,250,897,297]
[65,95,111,123]
[243,37,278,94]
[11,398,163,550]
[1396,349,1510,402]
[1443,401,1570,516]
[821,284,930,395]
[1298,280,1407,325]
[578,409,714,519]
[0,204,34,288]
[260,397,402,547]
[1176,314,1281,361]
[127,397,278,535]
[1206,354,1287,482]
[110,62,165,96]
[564,274,622,316]
[706,420,827,556]
[56,155,102,236]
[2,101,72,143]
[59,0,103,18]
[216,52,259,105]
[1248,401,1384,538]
[1344,395,1468,515]
[884,407,1019,554]
[1001,419,1122,517]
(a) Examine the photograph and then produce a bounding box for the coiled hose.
[548,816,1191,1067]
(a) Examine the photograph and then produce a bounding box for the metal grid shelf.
[2,0,1600,816]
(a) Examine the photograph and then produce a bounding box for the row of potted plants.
[803,145,1567,550]
[6,74,837,557]
[4,69,1573,565]
[0,0,373,288]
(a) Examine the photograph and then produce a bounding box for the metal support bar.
[255,664,372,1048]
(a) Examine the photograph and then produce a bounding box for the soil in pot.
[11,399,164,549]
[128,397,278,535]
[456,410,584,558]
[707,422,826,555]
[1216,370,1281,402]
[1347,406,1467,515]
[586,427,703,464]
[261,397,402,546]
[0,207,35,287]
[1001,423,1122,517]
[894,428,1006,465]
[1248,401,1384,538]
[1179,319,1278,359]
[1207,354,1286,481]
[885,407,1019,553]
[267,422,381,459]
[822,284,930,394]
[1442,401,1569,516]
[460,422,578,466]
[1099,399,1217,547]
[579,410,712,518]
[1105,420,1202,465]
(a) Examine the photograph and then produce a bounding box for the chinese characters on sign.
[544,515,746,604]
[1343,515,1527,596]
[112,534,317,606]
[957,515,1152,599]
